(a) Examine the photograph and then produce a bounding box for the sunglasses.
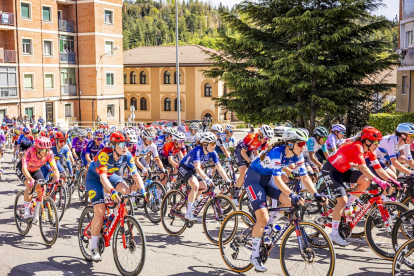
[96,138,103,141]
[339,131,346,135]
[208,142,216,146]
[372,140,380,145]
[409,134,414,139]
[146,137,154,141]
[178,140,185,143]
[58,140,65,143]
[79,136,86,139]
[296,141,306,148]
[117,142,127,148]
[320,137,327,142]
[228,130,234,133]
[38,149,48,153]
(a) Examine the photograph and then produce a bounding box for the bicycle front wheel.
[14,191,31,235]
[39,196,59,246]
[392,238,414,276]
[113,215,146,276]
[78,206,94,261]
[391,209,414,254]
[161,190,187,236]
[144,182,166,224]
[78,171,87,203]
[52,186,67,222]
[280,221,336,276]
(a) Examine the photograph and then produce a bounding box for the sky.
[208,0,399,20]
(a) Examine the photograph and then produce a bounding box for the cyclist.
[245,128,325,272]
[85,131,141,261]
[177,125,186,134]
[156,127,174,151]
[210,124,230,158]
[159,132,187,173]
[15,137,59,218]
[179,132,231,221]
[81,131,104,169]
[135,129,166,175]
[184,122,201,151]
[71,129,88,161]
[327,124,346,155]
[43,132,74,177]
[0,130,5,176]
[16,127,34,158]
[232,125,274,206]
[302,127,329,173]
[12,129,20,162]
[221,124,236,149]
[86,128,93,140]
[31,128,39,138]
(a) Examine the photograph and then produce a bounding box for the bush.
[236,124,246,129]
[368,113,414,135]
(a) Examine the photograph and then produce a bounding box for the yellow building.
[123,45,228,124]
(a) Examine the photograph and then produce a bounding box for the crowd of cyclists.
[5,118,414,275]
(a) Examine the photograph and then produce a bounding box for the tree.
[204,0,397,133]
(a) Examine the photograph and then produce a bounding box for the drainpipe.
[409,72,412,113]
[75,0,81,123]
[14,0,22,116]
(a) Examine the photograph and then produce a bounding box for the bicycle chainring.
[339,223,352,240]
[260,246,269,264]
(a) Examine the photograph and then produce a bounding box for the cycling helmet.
[1,123,5,126]
[396,123,414,135]
[31,128,39,134]
[142,129,156,140]
[46,126,53,131]
[23,127,30,134]
[361,126,382,141]
[225,124,235,132]
[282,128,308,142]
[47,121,51,126]
[55,131,67,141]
[0,130,4,136]
[74,124,79,131]
[189,122,200,130]
[300,128,309,137]
[86,128,92,133]
[211,124,224,133]
[14,129,20,135]
[93,131,104,139]
[165,127,175,134]
[314,127,329,138]
[331,124,346,132]
[172,132,186,141]
[177,125,186,133]
[34,136,52,149]
[78,129,87,137]
[200,132,217,143]
[110,131,129,143]
[260,125,274,139]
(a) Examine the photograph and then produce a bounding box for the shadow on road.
[168,265,239,276]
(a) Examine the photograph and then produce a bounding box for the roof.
[362,66,397,85]
[123,45,218,67]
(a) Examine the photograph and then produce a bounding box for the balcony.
[0,13,15,26]
[0,50,16,63]
[60,52,76,64]
[58,20,75,32]
[0,87,17,98]
[61,84,77,96]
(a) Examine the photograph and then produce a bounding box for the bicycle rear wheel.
[392,238,414,276]
[78,206,94,261]
[113,215,146,276]
[14,191,31,235]
[51,186,67,222]
[39,196,59,246]
[144,182,166,224]
[391,209,414,254]
[78,171,87,203]
[161,190,187,236]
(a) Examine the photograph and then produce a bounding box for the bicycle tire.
[14,191,32,236]
[202,194,236,245]
[66,181,72,210]
[161,189,187,236]
[78,206,94,261]
[78,171,87,203]
[39,196,59,246]
[279,221,336,276]
[365,201,408,260]
[51,185,67,222]
[391,209,414,254]
[144,182,166,224]
[392,238,414,276]
[113,215,146,276]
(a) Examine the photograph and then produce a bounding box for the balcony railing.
[61,84,77,96]
[58,20,75,32]
[60,52,76,64]
[0,13,15,26]
[0,50,16,63]
[0,87,17,98]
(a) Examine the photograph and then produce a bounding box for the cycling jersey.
[219,133,235,149]
[71,136,89,153]
[83,140,104,157]
[51,144,71,165]
[135,139,159,158]
[156,134,168,150]
[17,134,34,147]
[22,147,56,172]
[1,126,8,132]
[326,134,338,150]
[159,141,187,159]
[89,147,138,177]
[0,134,5,147]
[302,137,328,158]
[250,145,307,176]
[376,135,412,162]
[184,131,200,147]
[236,133,267,152]
[180,145,220,170]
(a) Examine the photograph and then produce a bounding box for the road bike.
[392,238,414,275]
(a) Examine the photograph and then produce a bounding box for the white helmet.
[128,132,138,144]
[225,124,234,132]
[190,122,200,130]
[397,123,414,135]
[172,132,185,141]
[260,125,274,139]
[47,121,51,126]
[211,124,223,133]
[177,125,186,133]
[165,127,175,134]
[331,124,346,132]
[78,129,87,137]
[282,128,308,142]
[142,129,156,140]
[200,132,217,143]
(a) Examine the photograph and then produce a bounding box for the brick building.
[0,0,124,126]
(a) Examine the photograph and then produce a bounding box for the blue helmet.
[396,123,414,135]
[23,127,30,134]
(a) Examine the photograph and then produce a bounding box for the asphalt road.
[0,138,397,276]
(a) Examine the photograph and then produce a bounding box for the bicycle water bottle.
[102,217,109,233]
[193,195,203,209]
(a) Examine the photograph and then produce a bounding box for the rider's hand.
[388,178,402,189]
[28,179,35,188]
[204,177,213,186]
[161,168,167,174]
[142,168,148,176]
[313,192,327,205]
[289,193,304,206]
[372,176,391,190]
[110,189,121,203]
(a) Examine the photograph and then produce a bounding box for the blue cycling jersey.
[51,144,71,163]
[88,147,138,177]
[180,145,220,170]
[250,145,307,176]
[84,140,104,157]
[17,134,33,146]
[219,133,235,149]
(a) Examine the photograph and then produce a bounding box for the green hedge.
[369,113,414,135]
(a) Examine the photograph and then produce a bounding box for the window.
[24,74,34,90]
[105,41,114,55]
[140,71,147,84]
[60,35,75,53]
[65,104,72,117]
[404,0,414,19]
[124,98,128,110]
[164,97,171,111]
[174,71,182,84]
[174,98,182,111]
[130,71,137,84]
[107,104,115,119]
[104,10,113,24]
[25,107,34,118]
[21,2,31,20]
[22,39,32,55]
[204,83,212,97]
[0,67,17,88]
[224,85,228,95]
[44,40,53,56]
[406,30,414,48]
[44,74,54,89]
[140,97,147,110]
[402,76,408,95]
[123,73,127,84]
[61,68,76,85]
[42,6,51,22]
[130,97,137,110]
[164,71,171,84]
[106,73,114,86]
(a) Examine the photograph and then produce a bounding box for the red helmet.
[40,131,47,137]
[110,131,129,143]
[34,136,52,149]
[361,126,382,141]
[55,131,67,141]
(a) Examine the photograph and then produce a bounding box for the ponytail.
[259,141,284,161]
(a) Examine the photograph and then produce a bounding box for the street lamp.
[175,0,181,125]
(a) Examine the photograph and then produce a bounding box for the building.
[123,45,230,124]
[364,66,397,112]
[0,0,124,126]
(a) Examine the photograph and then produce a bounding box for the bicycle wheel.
[52,186,67,222]
[239,189,255,217]
[66,181,72,210]
[218,211,254,273]
[392,238,414,276]
[39,196,59,246]
[391,209,414,254]
[78,206,94,261]
[280,221,336,276]
[161,189,187,236]
[14,191,32,235]
[113,215,146,276]
[144,182,166,224]
[365,201,408,260]
[202,194,236,245]
[78,171,87,203]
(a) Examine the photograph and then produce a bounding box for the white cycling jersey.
[376,135,412,161]
[184,131,200,146]
[135,139,159,158]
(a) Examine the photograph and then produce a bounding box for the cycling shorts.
[177,163,203,183]
[234,146,253,168]
[161,156,173,169]
[85,171,124,206]
[81,152,88,167]
[304,156,318,169]
[321,161,363,199]
[15,159,45,183]
[20,144,31,152]
[40,161,65,180]
[243,167,282,213]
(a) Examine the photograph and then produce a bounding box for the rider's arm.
[21,157,33,181]
[194,161,208,180]
[168,155,179,168]
[390,157,412,175]
[85,153,92,163]
[100,173,116,191]
[309,151,323,168]
[134,156,146,170]
[358,163,377,180]
[240,148,251,163]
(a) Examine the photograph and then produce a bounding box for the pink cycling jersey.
[22,147,56,172]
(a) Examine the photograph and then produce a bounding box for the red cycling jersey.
[159,141,186,158]
[238,133,267,152]
[329,141,379,173]
[1,126,9,131]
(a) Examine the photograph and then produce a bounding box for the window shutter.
[21,4,29,18]
[43,7,50,21]
[24,75,32,88]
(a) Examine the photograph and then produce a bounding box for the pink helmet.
[34,136,52,149]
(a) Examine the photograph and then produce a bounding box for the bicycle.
[392,238,414,275]
[78,194,146,276]
[161,182,236,245]
[142,170,167,224]
[44,172,68,222]
[13,179,60,245]
[391,207,414,257]
[218,204,336,275]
